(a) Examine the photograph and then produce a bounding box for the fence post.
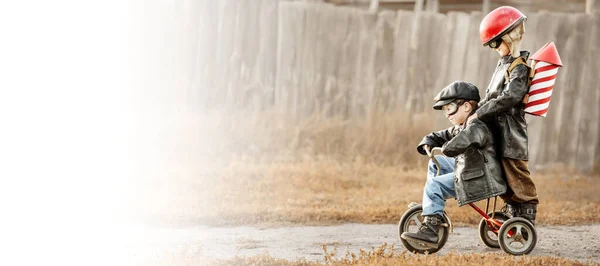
[482,0,490,14]
[369,0,379,12]
[425,0,439,13]
[587,0,599,14]
[414,0,424,12]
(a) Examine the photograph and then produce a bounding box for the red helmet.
[479,6,526,47]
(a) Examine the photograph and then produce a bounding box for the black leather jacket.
[417,119,507,206]
[476,51,531,160]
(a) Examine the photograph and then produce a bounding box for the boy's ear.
[464,102,472,112]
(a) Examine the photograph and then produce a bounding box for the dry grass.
[154,243,597,266]
[236,237,265,250]
[133,111,600,227]
[140,157,600,227]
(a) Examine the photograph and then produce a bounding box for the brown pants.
[500,158,539,204]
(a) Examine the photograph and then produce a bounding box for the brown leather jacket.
[417,119,507,206]
[476,51,531,160]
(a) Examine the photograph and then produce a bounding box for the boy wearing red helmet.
[468,6,538,225]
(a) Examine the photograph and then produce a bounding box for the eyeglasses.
[488,38,502,49]
[442,100,466,116]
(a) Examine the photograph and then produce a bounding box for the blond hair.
[501,22,525,58]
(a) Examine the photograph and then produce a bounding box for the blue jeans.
[422,156,456,217]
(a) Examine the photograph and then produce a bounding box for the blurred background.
[129,0,600,264]
[127,0,600,229]
[324,0,586,13]
[6,1,599,265]
[140,0,599,173]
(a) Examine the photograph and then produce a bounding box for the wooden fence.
[171,0,600,171]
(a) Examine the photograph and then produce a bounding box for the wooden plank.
[437,11,470,125]
[476,30,496,95]
[431,12,454,128]
[403,9,422,113]
[576,15,600,171]
[292,4,308,116]
[524,12,559,168]
[205,0,221,108]
[308,2,324,115]
[553,14,583,166]
[298,2,314,115]
[215,0,238,108]
[423,12,447,108]
[320,3,342,117]
[336,6,358,118]
[190,0,209,109]
[352,9,368,117]
[569,14,593,169]
[425,0,439,12]
[316,3,334,116]
[369,0,379,12]
[587,0,599,14]
[536,12,570,165]
[406,10,434,112]
[375,10,398,113]
[391,10,414,113]
[356,9,378,118]
[257,0,280,108]
[275,0,285,111]
[462,12,483,93]
[235,0,257,109]
[275,1,299,113]
[448,12,470,81]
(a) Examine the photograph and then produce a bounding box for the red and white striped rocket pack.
[524,42,563,117]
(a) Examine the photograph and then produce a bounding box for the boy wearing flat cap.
[401,81,506,248]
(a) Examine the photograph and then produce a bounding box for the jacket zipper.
[480,150,488,163]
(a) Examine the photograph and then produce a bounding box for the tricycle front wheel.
[398,204,449,254]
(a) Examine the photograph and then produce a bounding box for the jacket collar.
[500,51,531,64]
[459,112,477,130]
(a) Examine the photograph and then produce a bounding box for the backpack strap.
[504,56,534,104]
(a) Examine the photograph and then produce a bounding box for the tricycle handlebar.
[424,146,444,176]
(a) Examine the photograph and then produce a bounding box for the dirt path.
[130,223,600,264]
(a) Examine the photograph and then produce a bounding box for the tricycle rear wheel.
[498,217,537,255]
[478,211,511,248]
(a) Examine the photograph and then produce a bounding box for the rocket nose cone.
[531,42,563,67]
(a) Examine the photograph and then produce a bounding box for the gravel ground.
[127,223,600,264]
